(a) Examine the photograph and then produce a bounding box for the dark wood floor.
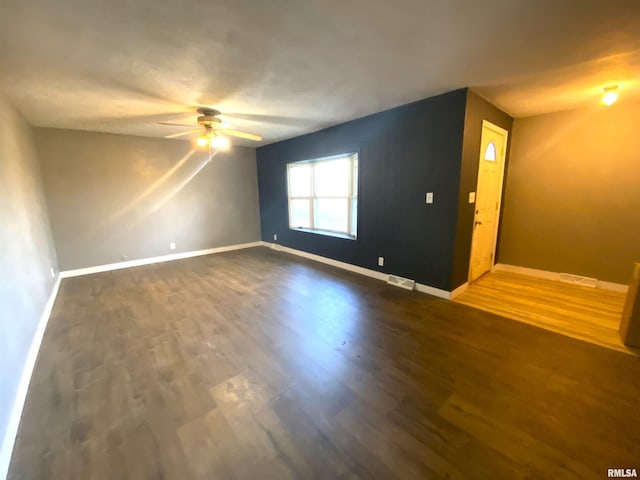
[9,247,640,479]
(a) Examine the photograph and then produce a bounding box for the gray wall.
[499,101,640,284]
[35,128,261,270]
[0,94,58,450]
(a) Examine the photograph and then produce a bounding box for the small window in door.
[484,142,497,161]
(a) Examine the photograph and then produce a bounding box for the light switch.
[468,192,476,203]
[426,192,434,204]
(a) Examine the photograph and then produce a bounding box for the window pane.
[315,198,348,233]
[289,164,311,196]
[350,199,357,237]
[352,158,358,196]
[290,199,311,228]
[484,142,496,161]
[314,158,350,196]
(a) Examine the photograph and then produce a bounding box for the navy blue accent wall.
[257,89,468,290]
[451,91,514,289]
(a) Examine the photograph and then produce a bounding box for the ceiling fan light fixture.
[210,134,230,151]
[196,135,209,147]
[601,85,618,106]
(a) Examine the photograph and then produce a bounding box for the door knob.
[475,221,482,226]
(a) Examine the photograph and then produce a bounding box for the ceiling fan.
[160,107,263,149]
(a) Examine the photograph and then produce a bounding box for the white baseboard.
[597,279,629,293]
[60,241,262,278]
[0,276,61,480]
[414,283,452,300]
[261,241,455,300]
[493,263,629,293]
[261,241,387,281]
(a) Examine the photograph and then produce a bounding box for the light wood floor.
[9,248,640,479]
[454,271,630,353]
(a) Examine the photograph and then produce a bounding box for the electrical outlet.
[121,255,128,261]
[426,192,434,204]
[378,257,384,267]
[169,242,176,250]
[273,233,278,241]
[468,191,476,203]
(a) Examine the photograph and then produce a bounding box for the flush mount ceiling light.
[601,85,619,106]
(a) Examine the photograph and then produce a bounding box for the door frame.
[468,120,509,283]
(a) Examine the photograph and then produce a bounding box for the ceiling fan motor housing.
[196,107,222,127]
[198,115,222,127]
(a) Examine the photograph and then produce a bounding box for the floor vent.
[558,272,598,288]
[387,275,415,290]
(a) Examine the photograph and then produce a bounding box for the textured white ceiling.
[1,0,639,145]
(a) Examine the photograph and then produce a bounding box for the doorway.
[468,120,508,283]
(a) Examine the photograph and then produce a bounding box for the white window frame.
[287,152,358,238]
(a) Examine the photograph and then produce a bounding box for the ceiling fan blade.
[220,129,262,142]
[165,129,201,139]
[158,121,198,128]
[223,112,306,127]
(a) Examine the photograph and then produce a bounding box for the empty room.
[1,1,640,479]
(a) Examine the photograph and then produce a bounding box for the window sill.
[290,228,357,241]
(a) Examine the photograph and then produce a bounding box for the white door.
[468,120,508,283]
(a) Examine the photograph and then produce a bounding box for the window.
[484,141,497,161]
[287,153,358,238]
